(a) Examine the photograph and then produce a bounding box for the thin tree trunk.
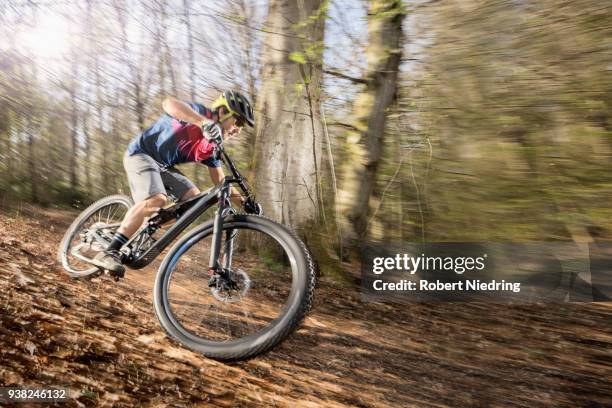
[183,0,201,186]
[113,0,147,130]
[69,56,79,190]
[183,0,196,102]
[27,51,39,202]
[0,114,11,177]
[110,89,121,194]
[336,0,404,256]
[165,47,177,95]
[155,0,168,101]
[253,0,327,230]
[27,127,38,203]
[83,114,92,196]
[158,0,176,95]
[94,57,110,193]
[4,129,11,176]
[84,0,93,197]
[134,79,145,130]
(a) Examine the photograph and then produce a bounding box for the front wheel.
[153,214,316,361]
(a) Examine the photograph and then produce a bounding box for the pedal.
[104,268,125,281]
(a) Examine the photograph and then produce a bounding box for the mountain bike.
[57,142,316,361]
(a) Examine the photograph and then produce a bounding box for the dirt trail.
[0,204,611,407]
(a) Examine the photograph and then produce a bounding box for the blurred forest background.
[0,0,611,261]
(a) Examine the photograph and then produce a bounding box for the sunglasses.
[234,116,245,127]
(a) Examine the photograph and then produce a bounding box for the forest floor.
[0,203,611,407]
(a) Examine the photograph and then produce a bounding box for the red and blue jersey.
[126,102,221,168]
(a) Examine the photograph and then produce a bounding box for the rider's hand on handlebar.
[243,197,263,215]
[202,122,223,144]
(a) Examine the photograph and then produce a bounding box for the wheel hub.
[209,268,251,303]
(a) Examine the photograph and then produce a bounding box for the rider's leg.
[93,153,171,276]
[119,153,170,236]
[110,179,196,248]
[117,193,168,237]
[179,187,200,201]
[92,193,167,275]
[104,193,167,252]
[109,166,196,249]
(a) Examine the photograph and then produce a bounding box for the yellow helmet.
[211,90,255,127]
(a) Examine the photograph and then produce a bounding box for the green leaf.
[289,51,307,65]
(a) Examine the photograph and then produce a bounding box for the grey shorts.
[123,153,195,203]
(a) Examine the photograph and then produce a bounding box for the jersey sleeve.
[200,156,222,168]
[187,102,206,115]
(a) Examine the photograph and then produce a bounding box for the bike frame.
[120,144,252,271]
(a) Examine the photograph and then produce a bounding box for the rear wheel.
[58,195,133,277]
[153,214,315,361]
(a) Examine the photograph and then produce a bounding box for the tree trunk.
[253,0,327,231]
[336,0,404,256]
[94,57,110,194]
[83,0,93,197]
[134,80,145,130]
[0,113,11,178]
[3,129,11,177]
[113,0,147,131]
[69,55,79,190]
[154,0,169,101]
[83,114,92,196]
[27,127,38,203]
[183,0,196,102]
[183,0,201,187]
[110,93,120,194]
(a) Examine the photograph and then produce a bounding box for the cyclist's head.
[211,90,255,128]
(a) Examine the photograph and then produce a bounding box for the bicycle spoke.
[104,205,111,224]
[108,204,120,224]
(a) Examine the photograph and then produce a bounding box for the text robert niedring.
[372,279,521,293]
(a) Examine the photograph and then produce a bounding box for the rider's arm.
[162,97,214,127]
[208,166,245,208]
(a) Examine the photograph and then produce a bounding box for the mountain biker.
[91,90,260,276]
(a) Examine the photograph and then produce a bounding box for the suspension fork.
[223,228,237,270]
[209,178,233,272]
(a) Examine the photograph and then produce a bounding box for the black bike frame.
[123,145,251,271]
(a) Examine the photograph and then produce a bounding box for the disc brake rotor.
[210,268,252,303]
